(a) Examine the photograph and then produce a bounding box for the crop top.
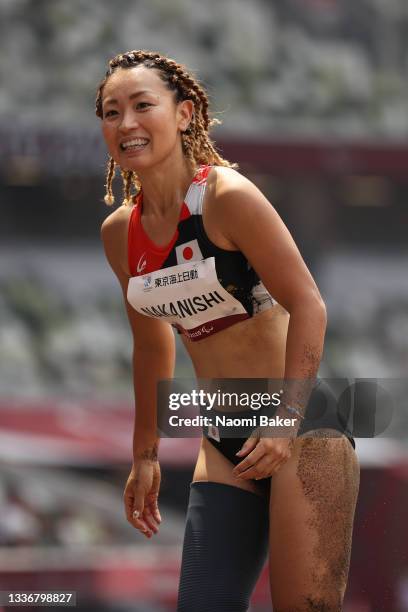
[127,165,275,341]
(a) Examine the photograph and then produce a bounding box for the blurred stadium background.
[1,0,408,610]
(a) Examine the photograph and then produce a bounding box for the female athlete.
[96,50,360,611]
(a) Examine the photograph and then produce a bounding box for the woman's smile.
[120,136,150,156]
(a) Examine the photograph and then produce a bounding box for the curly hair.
[95,49,237,206]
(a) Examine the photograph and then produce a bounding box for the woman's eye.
[136,102,152,110]
[103,103,152,118]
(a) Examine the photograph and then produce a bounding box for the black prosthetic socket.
[177,481,269,612]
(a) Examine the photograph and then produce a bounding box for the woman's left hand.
[231,430,296,480]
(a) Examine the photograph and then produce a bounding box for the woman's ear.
[178,99,195,132]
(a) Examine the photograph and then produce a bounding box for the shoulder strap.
[184,165,212,215]
[127,193,142,276]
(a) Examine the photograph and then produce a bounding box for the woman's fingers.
[141,466,162,530]
[123,461,162,538]
[232,438,292,480]
[235,435,259,458]
[148,497,162,524]
[232,444,264,478]
[130,505,151,535]
[124,488,152,536]
[129,497,161,537]
[147,473,162,525]
[253,456,285,479]
[133,516,152,537]
[239,454,287,480]
[152,505,162,524]
[143,505,160,534]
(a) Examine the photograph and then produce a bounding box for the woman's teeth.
[121,138,149,151]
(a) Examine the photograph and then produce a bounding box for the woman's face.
[101,65,192,171]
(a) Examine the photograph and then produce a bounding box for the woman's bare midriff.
[181,304,290,497]
[181,304,289,378]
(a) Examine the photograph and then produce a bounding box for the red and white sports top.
[127,165,275,341]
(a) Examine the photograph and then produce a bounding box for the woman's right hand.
[123,460,162,538]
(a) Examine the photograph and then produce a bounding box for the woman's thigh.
[268,431,360,612]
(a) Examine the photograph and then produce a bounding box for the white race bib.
[127,257,249,340]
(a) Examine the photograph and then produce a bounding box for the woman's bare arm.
[101,207,176,460]
[212,168,327,407]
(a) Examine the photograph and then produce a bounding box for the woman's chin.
[120,155,153,172]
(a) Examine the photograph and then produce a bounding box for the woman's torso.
[125,165,290,378]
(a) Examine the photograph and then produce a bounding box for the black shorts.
[204,379,356,491]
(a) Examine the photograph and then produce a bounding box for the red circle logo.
[183,246,193,260]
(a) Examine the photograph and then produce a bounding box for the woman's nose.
[119,111,139,133]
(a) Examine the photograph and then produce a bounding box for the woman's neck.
[136,155,197,218]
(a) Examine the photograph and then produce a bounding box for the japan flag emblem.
[175,239,203,264]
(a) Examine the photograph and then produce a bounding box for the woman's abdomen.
[182,304,290,378]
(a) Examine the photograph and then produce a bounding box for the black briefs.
[204,379,356,489]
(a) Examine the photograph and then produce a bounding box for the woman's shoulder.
[207,165,251,193]
[100,204,135,277]
[101,203,133,242]
[201,166,270,249]
[205,165,266,216]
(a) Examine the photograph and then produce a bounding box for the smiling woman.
[95,50,236,206]
[96,49,360,611]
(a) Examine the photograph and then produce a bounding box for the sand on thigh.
[267,431,360,612]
